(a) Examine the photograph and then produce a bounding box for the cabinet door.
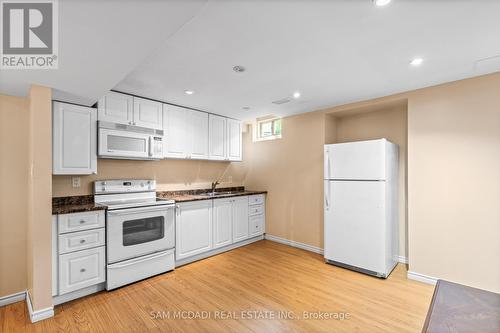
[227,118,242,161]
[249,214,264,237]
[209,114,227,160]
[189,110,209,159]
[232,197,249,242]
[133,97,163,129]
[176,201,212,260]
[52,102,97,175]
[164,105,189,159]
[213,198,233,249]
[58,246,105,295]
[97,91,133,125]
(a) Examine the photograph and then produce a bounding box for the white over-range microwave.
[98,121,163,160]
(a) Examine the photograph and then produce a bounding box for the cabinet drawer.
[58,246,105,295]
[58,228,105,254]
[249,214,264,236]
[248,194,265,206]
[58,210,105,234]
[248,204,264,216]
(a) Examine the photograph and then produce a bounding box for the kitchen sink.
[200,191,244,197]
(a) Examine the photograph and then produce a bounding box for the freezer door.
[324,180,386,274]
[324,140,386,180]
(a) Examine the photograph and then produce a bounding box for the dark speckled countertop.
[157,187,267,203]
[52,187,267,214]
[52,195,105,215]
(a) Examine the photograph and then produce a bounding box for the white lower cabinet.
[52,211,106,298]
[58,246,105,295]
[212,198,233,249]
[249,214,264,237]
[232,197,249,242]
[175,200,213,260]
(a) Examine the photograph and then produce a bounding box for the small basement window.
[254,117,282,141]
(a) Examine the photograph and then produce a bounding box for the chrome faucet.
[211,180,220,193]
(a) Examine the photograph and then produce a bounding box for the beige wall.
[244,72,500,293]
[53,159,247,197]
[334,106,408,258]
[0,94,29,298]
[27,86,53,310]
[407,73,500,293]
[242,112,326,248]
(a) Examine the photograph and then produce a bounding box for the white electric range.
[94,179,175,290]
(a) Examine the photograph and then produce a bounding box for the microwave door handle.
[148,136,153,157]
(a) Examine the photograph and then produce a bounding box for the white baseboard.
[0,290,26,307]
[26,291,54,323]
[407,271,438,285]
[398,256,408,264]
[53,283,105,306]
[265,234,324,254]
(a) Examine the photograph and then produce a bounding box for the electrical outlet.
[72,177,81,188]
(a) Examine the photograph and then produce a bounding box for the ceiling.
[0,0,206,105]
[2,1,500,120]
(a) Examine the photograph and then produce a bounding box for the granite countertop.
[52,187,267,214]
[52,195,106,215]
[157,187,267,203]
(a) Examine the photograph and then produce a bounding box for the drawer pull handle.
[79,220,85,224]
[80,239,86,244]
[80,268,86,273]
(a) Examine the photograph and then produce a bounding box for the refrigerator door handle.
[324,149,331,180]
[325,182,330,211]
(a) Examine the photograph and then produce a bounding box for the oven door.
[107,205,175,264]
[99,128,152,159]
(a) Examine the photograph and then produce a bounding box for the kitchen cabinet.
[133,97,163,129]
[227,118,242,161]
[175,200,213,260]
[248,194,265,237]
[52,101,97,175]
[98,92,163,130]
[52,211,106,299]
[209,114,227,160]
[212,198,233,249]
[97,91,133,125]
[163,105,209,159]
[232,196,249,242]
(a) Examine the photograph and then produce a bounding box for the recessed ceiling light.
[233,65,246,73]
[242,106,250,110]
[373,0,391,6]
[293,92,301,99]
[410,57,424,66]
[184,90,194,95]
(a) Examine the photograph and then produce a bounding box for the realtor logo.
[1,0,58,69]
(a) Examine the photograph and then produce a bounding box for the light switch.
[72,177,81,188]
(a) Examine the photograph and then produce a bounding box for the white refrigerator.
[324,139,399,278]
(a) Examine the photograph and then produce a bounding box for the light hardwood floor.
[0,240,434,332]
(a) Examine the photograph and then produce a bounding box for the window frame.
[253,117,282,142]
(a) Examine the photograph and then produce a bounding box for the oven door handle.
[107,205,174,216]
[108,249,174,269]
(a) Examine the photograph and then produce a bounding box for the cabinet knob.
[80,239,86,244]
[80,268,86,273]
[79,220,85,224]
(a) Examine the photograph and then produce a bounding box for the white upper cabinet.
[189,109,209,159]
[209,114,227,161]
[163,105,208,160]
[227,118,242,161]
[98,92,162,129]
[163,104,189,158]
[133,97,163,130]
[97,91,133,125]
[53,102,97,175]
